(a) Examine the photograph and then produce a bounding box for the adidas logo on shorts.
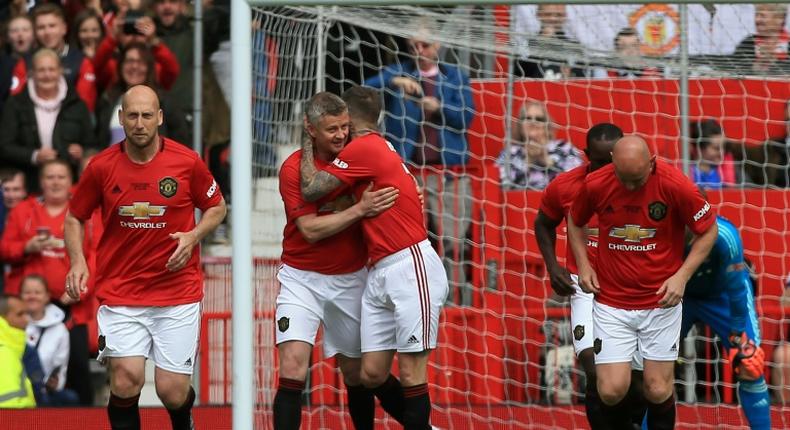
[670,343,677,352]
[407,335,419,344]
[185,357,193,367]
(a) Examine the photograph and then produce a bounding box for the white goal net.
[216,3,790,429]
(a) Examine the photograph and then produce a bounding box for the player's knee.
[597,382,628,406]
[155,379,191,409]
[110,365,145,397]
[337,356,363,386]
[360,363,389,388]
[642,377,673,403]
[278,345,311,381]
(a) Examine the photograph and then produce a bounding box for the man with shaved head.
[64,84,227,429]
[535,124,646,429]
[567,136,718,430]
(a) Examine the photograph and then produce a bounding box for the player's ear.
[157,109,163,127]
[117,108,123,124]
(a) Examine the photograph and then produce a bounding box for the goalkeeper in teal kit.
[682,215,769,429]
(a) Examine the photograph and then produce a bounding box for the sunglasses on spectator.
[521,115,548,123]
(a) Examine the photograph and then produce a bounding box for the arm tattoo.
[300,137,343,202]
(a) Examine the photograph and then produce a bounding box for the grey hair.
[304,92,347,126]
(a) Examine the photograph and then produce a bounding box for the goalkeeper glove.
[728,332,765,380]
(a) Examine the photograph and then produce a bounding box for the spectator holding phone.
[21,274,78,406]
[93,6,180,93]
[0,159,97,405]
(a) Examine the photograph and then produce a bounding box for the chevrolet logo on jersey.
[609,225,656,243]
[118,202,167,229]
[118,202,166,219]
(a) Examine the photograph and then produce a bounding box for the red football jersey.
[323,132,426,264]
[69,138,223,307]
[570,160,716,310]
[279,150,367,274]
[539,164,600,274]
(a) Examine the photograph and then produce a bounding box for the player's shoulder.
[655,159,694,189]
[163,138,200,162]
[278,150,301,179]
[583,163,614,186]
[556,164,590,185]
[716,216,741,243]
[545,164,587,195]
[85,143,124,171]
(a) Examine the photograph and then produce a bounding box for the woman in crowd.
[21,274,79,406]
[72,8,104,59]
[496,100,583,189]
[96,42,187,146]
[0,49,96,193]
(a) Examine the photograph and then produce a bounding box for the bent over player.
[300,86,449,430]
[274,92,403,430]
[535,123,645,429]
[65,85,227,430]
[568,136,717,430]
[683,212,770,429]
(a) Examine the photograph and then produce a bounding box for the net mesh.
[227,4,790,429]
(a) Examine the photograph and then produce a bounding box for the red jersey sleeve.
[93,35,118,91]
[323,141,375,185]
[539,178,564,222]
[570,180,595,227]
[279,160,317,222]
[0,203,30,263]
[673,175,716,234]
[77,58,97,112]
[152,42,180,91]
[70,163,103,221]
[189,157,223,211]
[10,58,25,95]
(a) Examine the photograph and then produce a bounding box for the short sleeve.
[539,178,565,221]
[279,161,317,222]
[323,140,375,185]
[570,180,595,226]
[70,163,102,221]
[190,157,224,211]
[674,176,716,235]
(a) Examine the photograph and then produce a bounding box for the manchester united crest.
[648,201,668,221]
[277,317,290,333]
[593,338,602,355]
[573,325,585,341]
[159,177,178,198]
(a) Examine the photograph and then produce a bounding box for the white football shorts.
[97,302,200,374]
[361,240,449,353]
[569,274,594,355]
[275,264,368,359]
[593,301,682,365]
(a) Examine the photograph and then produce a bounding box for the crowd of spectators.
[0,0,230,408]
[514,4,790,77]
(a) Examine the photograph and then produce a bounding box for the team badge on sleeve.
[648,201,667,221]
[159,177,178,198]
[277,317,290,333]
